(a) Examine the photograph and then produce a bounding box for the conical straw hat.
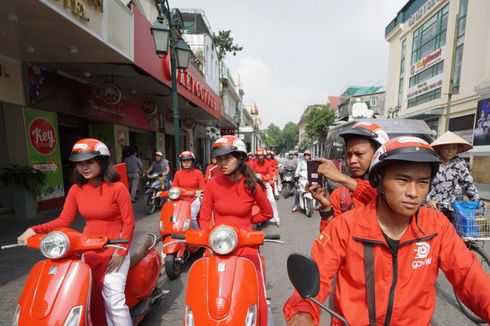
[430,131,473,153]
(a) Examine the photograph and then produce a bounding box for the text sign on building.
[408,0,443,27]
[407,74,443,100]
[410,47,446,77]
[178,69,217,110]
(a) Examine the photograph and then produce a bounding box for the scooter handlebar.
[107,239,129,244]
[264,234,281,240]
[171,234,186,240]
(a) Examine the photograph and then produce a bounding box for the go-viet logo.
[29,118,56,155]
[412,242,432,269]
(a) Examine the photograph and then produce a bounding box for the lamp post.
[151,0,192,166]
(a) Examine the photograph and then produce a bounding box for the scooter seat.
[129,232,157,269]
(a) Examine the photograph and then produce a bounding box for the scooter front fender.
[17,259,91,325]
[185,255,259,324]
[160,200,191,238]
[162,235,186,255]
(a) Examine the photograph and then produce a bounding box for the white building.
[385,0,490,183]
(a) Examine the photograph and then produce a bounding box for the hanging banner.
[24,107,65,201]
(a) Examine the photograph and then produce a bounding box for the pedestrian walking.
[124,146,143,202]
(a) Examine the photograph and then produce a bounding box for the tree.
[262,124,282,150]
[304,104,336,144]
[212,30,243,61]
[282,122,299,152]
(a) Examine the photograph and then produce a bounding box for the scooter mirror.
[287,253,320,299]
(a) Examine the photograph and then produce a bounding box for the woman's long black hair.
[232,152,265,194]
[72,156,120,186]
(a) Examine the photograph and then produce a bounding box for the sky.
[170,0,408,128]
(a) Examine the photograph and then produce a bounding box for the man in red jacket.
[311,122,389,232]
[284,137,490,325]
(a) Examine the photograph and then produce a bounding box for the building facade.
[385,0,490,182]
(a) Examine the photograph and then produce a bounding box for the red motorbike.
[166,225,282,325]
[2,227,162,325]
[159,186,201,280]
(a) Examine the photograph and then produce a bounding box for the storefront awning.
[403,108,444,119]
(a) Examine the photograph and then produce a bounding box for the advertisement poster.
[473,98,490,146]
[24,107,65,201]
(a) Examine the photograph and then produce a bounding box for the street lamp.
[151,0,192,166]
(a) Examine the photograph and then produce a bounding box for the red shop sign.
[29,118,57,155]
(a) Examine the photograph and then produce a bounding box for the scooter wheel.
[164,254,182,280]
[145,194,156,215]
[305,199,313,217]
[274,195,280,200]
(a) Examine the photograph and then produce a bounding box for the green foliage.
[0,165,47,196]
[262,123,299,154]
[304,104,336,143]
[212,30,243,61]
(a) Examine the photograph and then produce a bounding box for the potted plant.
[0,165,47,218]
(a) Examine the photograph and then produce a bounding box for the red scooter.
[166,225,282,325]
[2,227,163,325]
[159,186,201,280]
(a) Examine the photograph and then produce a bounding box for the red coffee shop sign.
[29,118,57,155]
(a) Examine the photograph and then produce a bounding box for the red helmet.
[69,138,110,162]
[255,148,266,156]
[212,135,247,157]
[340,122,389,148]
[179,150,195,161]
[369,136,440,187]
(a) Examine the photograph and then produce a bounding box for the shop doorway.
[58,114,89,192]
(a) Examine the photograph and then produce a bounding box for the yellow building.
[384,0,490,182]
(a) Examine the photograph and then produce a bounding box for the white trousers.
[102,254,132,326]
[191,197,201,229]
[265,183,280,224]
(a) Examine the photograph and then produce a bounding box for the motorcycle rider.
[284,136,490,325]
[204,156,221,182]
[292,150,312,212]
[252,148,281,226]
[17,138,135,326]
[309,122,389,232]
[172,151,205,230]
[266,150,280,197]
[146,151,170,176]
[201,135,273,326]
[281,151,298,183]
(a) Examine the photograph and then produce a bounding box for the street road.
[0,194,486,325]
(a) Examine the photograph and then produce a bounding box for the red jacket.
[285,199,490,325]
[172,168,205,202]
[204,163,221,182]
[251,158,273,182]
[320,179,377,232]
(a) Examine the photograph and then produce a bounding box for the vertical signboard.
[24,107,65,201]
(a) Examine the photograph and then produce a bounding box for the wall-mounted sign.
[47,0,103,37]
[24,107,65,201]
[182,118,195,129]
[407,74,443,99]
[408,0,443,27]
[28,117,57,155]
[142,100,158,116]
[410,47,445,76]
[99,82,122,105]
[177,69,217,110]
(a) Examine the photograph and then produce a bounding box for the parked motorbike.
[167,225,282,325]
[287,253,348,325]
[298,171,314,217]
[281,166,296,198]
[144,173,165,214]
[2,227,163,326]
[159,187,202,280]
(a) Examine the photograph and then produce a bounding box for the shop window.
[398,39,406,107]
[452,0,468,93]
[449,114,475,131]
[407,88,442,108]
[370,97,378,107]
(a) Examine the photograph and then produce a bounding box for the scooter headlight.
[64,305,82,326]
[168,187,181,200]
[244,304,257,326]
[40,231,70,259]
[209,226,237,255]
[12,304,20,326]
[184,305,194,326]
